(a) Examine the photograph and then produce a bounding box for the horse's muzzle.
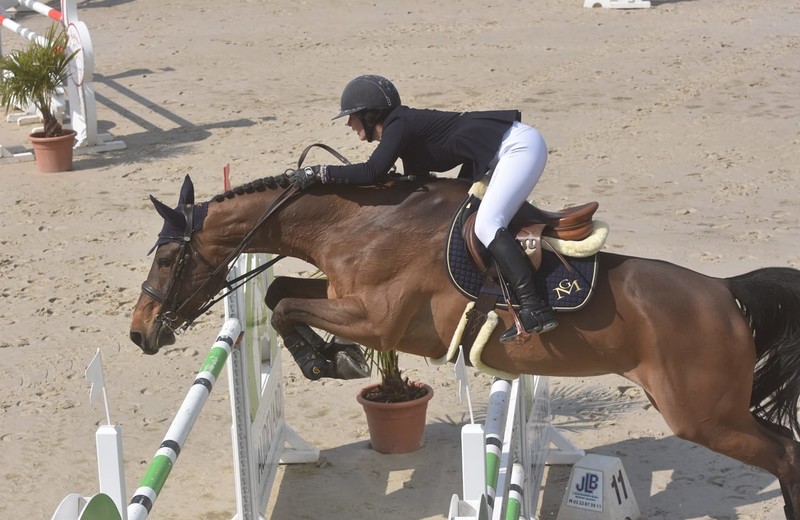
[129,323,175,355]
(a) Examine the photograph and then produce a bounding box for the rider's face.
[346,114,383,142]
[346,114,367,141]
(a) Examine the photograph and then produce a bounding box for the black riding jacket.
[325,106,521,184]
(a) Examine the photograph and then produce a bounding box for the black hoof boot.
[287,325,370,380]
[282,329,332,380]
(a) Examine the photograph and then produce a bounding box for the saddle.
[462,199,599,273]
[443,192,602,368]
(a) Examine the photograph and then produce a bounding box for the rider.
[290,74,557,341]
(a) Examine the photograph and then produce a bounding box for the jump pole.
[0,0,60,51]
[0,0,126,163]
[15,0,62,22]
[484,379,512,516]
[126,318,242,520]
[449,375,585,520]
[51,248,314,520]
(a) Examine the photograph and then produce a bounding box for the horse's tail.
[728,267,800,435]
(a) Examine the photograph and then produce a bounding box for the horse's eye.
[157,257,172,268]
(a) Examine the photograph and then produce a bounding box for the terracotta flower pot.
[356,382,434,454]
[29,130,76,173]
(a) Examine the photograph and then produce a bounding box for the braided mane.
[211,173,293,203]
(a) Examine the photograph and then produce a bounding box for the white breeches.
[474,121,547,247]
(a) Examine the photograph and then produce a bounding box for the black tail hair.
[728,267,800,436]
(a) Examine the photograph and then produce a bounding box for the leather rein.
[143,143,351,335]
[142,185,297,334]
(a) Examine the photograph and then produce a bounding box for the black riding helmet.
[333,75,401,142]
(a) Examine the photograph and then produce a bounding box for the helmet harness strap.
[358,112,377,142]
[357,108,386,143]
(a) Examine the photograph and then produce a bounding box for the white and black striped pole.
[127,319,242,520]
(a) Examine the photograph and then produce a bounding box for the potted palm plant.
[356,348,434,454]
[0,24,78,172]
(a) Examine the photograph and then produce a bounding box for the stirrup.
[500,309,559,342]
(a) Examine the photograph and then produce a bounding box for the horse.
[130,173,800,519]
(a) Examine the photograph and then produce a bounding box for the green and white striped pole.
[484,378,511,516]
[504,462,525,520]
[127,319,242,520]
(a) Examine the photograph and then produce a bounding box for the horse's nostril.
[130,331,143,347]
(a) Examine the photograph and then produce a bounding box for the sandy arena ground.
[1,0,799,518]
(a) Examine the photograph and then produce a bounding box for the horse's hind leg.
[662,403,800,519]
[756,417,800,520]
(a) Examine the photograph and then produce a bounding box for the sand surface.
[1,0,799,518]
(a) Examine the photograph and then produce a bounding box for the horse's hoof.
[327,343,370,379]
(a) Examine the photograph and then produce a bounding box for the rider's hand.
[289,166,321,190]
[289,166,320,190]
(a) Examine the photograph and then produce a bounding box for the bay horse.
[130,173,800,519]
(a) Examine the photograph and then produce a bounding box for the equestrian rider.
[290,74,558,341]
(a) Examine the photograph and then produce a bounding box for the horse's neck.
[204,180,468,266]
[203,189,346,263]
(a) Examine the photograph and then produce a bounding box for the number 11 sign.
[557,454,641,520]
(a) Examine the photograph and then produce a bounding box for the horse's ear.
[150,195,186,229]
[178,175,195,206]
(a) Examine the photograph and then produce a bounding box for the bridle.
[142,185,297,335]
[141,143,353,335]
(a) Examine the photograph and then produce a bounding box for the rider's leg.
[488,227,558,340]
[474,122,558,341]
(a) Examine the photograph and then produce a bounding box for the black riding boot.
[488,227,558,342]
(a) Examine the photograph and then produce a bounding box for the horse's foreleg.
[264,276,327,312]
[271,293,391,381]
[267,276,386,341]
[263,277,370,380]
[272,294,389,345]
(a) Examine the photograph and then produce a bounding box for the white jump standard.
[50,253,317,520]
[0,0,126,163]
[449,375,585,520]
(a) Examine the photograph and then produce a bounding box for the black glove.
[289,166,320,190]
